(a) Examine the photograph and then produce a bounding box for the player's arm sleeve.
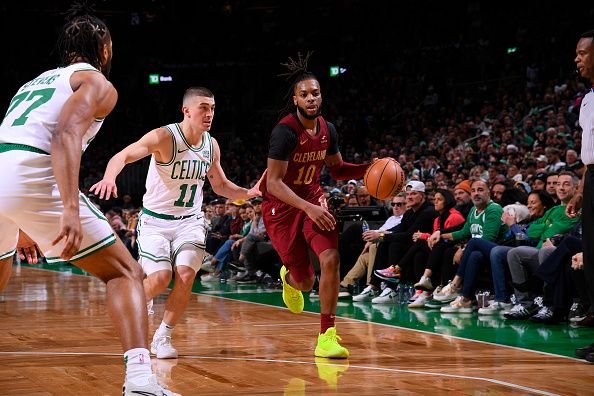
[327,122,340,156]
[268,124,297,161]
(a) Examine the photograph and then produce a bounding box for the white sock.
[155,321,175,338]
[124,348,152,386]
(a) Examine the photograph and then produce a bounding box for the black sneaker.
[338,285,353,299]
[309,289,319,299]
[529,306,555,323]
[577,343,594,359]
[504,304,537,320]
[236,273,259,284]
[569,301,588,323]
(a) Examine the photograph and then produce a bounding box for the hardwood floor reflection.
[0,266,593,395]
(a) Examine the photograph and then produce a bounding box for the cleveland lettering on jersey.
[292,149,326,163]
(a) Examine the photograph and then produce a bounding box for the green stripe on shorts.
[0,249,16,260]
[46,234,116,264]
[0,143,49,155]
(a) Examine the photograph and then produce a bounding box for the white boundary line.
[17,265,586,362]
[0,351,559,395]
[205,293,586,362]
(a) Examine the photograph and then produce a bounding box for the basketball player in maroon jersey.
[261,55,371,358]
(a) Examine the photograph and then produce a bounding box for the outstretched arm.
[325,152,370,180]
[90,128,171,200]
[207,137,260,199]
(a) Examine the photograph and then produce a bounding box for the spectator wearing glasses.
[364,181,435,304]
[342,193,406,299]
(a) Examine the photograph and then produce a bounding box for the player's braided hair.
[279,51,318,117]
[57,1,111,71]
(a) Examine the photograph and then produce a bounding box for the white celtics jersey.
[142,123,213,217]
[0,62,104,154]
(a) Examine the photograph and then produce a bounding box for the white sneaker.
[371,287,397,304]
[227,271,247,283]
[434,281,460,302]
[201,272,221,282]
[440,296,474,313]
[408,292,430,308]
[147,299,155,315]
[123,374,180,396]
[352,285,378,302]
[414,276,433,291]
[478,300,512,315]
[151,335,178,359]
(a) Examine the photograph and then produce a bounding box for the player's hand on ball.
[90,179,118,200]
[306,203,336,231]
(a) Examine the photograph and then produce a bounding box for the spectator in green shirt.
[504,171,580,320]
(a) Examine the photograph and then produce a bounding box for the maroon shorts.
[262,199,338,283]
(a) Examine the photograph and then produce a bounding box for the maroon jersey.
[265,113,332,204]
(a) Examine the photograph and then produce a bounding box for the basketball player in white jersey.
[90,86,260,359]
[0,9,179,396]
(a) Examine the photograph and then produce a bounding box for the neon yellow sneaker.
[314,357,349,389]
[280,265,304,314]
[314,327,349,358]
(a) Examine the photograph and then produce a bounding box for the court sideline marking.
[15,265,585,363]
[0,351,559,396]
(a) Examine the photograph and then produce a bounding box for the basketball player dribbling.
[261,54,372,358]
[0,7,180,395]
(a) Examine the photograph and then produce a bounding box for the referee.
[568,30,594,362]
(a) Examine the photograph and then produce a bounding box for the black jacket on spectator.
[383,201,436,243]
[455,202,473,219]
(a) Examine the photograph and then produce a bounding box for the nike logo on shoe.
[130,391,158,396]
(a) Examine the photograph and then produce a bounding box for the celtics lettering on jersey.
[142,123,213,217]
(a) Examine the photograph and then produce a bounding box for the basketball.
[364,157,405,200]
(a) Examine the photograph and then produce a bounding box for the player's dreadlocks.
[56,1,111,75]
[279,51,318,117]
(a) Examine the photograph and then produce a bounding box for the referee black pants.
[583,167,594,312]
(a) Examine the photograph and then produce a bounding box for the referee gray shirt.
[581,89,594,165]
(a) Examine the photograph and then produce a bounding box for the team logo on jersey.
[320,135,328,144]
[272,208,276,216]
[203,150,210,160]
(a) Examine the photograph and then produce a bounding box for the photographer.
[340,193,406,298]
[336,186,386,280]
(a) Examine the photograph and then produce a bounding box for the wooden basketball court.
[1,265,593,395]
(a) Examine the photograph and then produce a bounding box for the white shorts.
[0,148,115,263]
[137,209,206,275]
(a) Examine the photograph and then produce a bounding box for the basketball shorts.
[262,199,338,282]
[136,209,206,275]
[0,148,115,263]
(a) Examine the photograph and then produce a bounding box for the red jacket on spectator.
[419,208,465,240]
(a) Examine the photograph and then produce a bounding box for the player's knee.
[175,265,196,286]
[319,249,340,270]
[294,275,315,291]
[127,260,145,281]
[150,270,173,289]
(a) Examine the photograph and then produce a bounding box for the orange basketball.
[364,157,405,200]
